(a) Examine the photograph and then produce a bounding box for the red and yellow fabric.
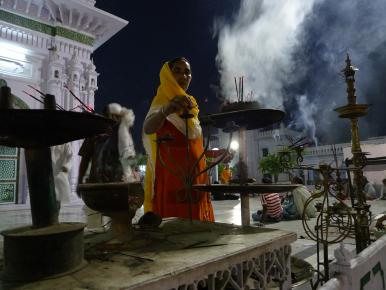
[142,61,214,221]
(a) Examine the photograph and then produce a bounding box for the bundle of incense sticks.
[25,85,65,110]
[234,76,245,102]
[25,85,94,113]
[64,83,95,113]
[233,76,254,102]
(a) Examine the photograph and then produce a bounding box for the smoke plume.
[291,95,318,146]
[215,0,386,144]
[216,0,317,108]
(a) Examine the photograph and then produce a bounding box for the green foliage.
[259,149,298,180]
[134,153,148,166]
[259,154,284,177]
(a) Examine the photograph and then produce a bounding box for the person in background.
[220,164,232,184]
[282,192,299,220]
[78,103,136,184]
[142,57,214,222]
[51,143,73,212]
[363,176,377,200]
[77,103,136,230]
[290,176,317,219]
[380,178,386,200]
[252,176,283,223]
[217,163,239,201]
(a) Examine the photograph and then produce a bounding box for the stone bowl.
[78,182,144,240]
[78,182,144,215]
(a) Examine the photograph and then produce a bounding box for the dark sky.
[93,1,386,151]
[93,1,239,153]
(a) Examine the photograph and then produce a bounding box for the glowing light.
[139,165,146,173]
[230,140,239,151]
[0,41,28,61]
[0,41,32,78]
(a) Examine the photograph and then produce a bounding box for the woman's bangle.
[160,106,168,118]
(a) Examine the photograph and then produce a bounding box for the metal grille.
[0,146,18,203]
[0,146,17,157]
[0,183,16,203]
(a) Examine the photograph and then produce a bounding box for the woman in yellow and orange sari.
[142,57,214,222]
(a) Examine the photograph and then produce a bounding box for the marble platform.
[1,218,296,290]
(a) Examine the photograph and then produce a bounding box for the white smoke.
[215,0,386,142]
[216,0,319,109]
[295,0,386,142]
[294,95,318,146]
[272,129,281,143]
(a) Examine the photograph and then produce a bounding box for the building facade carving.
[0,1,127,204]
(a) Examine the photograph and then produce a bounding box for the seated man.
[282,193,299,220]
[252,176,282,223]
[290,176,317,219]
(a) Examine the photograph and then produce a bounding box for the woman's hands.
[162,95,194,116]
[144,95,194,134]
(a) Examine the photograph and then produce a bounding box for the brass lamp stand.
[334,54,371,253]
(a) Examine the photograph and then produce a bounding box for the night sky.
[93,1,239,153]
[93,1,386,152]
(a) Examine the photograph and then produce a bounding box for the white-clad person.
[51,143,73,211]
[78,103,136,230]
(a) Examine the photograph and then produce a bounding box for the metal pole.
[25,148,58,227]
[239,128,250,226]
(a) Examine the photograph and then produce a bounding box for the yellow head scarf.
[142,61,202,212]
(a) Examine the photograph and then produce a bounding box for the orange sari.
[153,120,214,221]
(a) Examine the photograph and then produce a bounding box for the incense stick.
[241,76,244,102]
[64,84,95,113]
[239,77,241,102]
[27,85,65,110]
[23,91,44,105]
[27,85,46,98]
[23,90,64,110]
[234,77,239,101]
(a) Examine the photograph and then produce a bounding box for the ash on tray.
[220,100,261,112]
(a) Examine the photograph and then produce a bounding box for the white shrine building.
[0,0,127,204]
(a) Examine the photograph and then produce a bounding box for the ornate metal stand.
[157,107,285,223]
[277,54,371,289]
[156,111,237,222]
[0,86,113,281]
[335,54,371,252]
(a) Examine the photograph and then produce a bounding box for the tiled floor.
[0,197,385,289]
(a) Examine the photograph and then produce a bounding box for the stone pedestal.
[2,223,86,281]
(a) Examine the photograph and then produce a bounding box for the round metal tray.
[0,109,114,148]
[200,108,285,130]
[192,183,300,193]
